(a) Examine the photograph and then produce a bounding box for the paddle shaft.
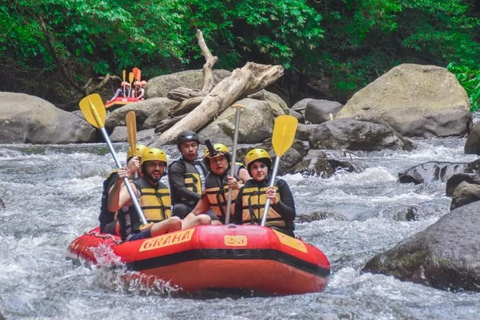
[260,156,281,226]
[224,106,243,224]
[98,126,148,226]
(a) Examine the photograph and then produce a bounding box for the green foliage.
[180,0,324,69]
[2,0,480,104]
[447,62,480,112]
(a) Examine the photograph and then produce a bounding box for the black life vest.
[99,170,118,233]
[169,158,207,207]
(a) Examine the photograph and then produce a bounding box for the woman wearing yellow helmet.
[234,148,296,237]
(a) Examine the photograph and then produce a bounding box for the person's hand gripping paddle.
[260,115,298,226]
[79,94,148,225]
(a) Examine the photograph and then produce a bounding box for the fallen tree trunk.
[151,62,283,146]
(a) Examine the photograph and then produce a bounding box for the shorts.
[126,229,152,241]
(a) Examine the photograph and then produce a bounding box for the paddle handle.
[224,106,243,224]
[260,156,281,226]
[99,127,148,226]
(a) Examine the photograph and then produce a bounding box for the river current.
[1,136,480,320]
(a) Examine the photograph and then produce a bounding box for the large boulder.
[336,64,471,138]
[0,92,95,144]
[464,121,480,154]
[105,98,177,132]
[305,99,343,124]
[145,69,232,98]
[309,119,413,151]
[450,181,480,210]
[362,201,480,292]
[198,97,285,145]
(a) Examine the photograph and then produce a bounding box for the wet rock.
[445,173,480,196]
[296,211,347,223]
[309,119,411,151]
[304,99,343,124]
[465,121,480,154]
[362,200,480,292]
[296,123,317,141]
[398,161,470,184]
[450,181,480,210]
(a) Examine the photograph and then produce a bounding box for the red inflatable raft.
[67,224,330,295]
[105,97,140,110]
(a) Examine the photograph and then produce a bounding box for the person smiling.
[234,148,296,237]
[184,143,250,225]
[108,147,210,241]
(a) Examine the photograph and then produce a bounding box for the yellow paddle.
[260,115,298,226]
[126,111,137,154]
[125,111,139,179]
[122,69,126,96]
[79,94,148,226]
[224,103,245,225]
[129,72,134,97]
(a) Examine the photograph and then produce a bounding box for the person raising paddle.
[108,147,210,241]
[99,144,146,235]
[234,148,296,237]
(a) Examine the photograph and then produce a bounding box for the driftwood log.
[169,96,204,116]
[154,115,187,134]
[152,62,284,146]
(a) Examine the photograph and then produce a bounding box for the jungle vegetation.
[1,0,479,108]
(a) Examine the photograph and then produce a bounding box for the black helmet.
[177,130,200,149]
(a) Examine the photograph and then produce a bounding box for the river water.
[1,136,480,320]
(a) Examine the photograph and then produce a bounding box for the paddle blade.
[272,115,298,156]
[133,67,141,81]
[79,94,106,128]
[129,72,134,84]
[122,69,126,81]
[126,111,137,153]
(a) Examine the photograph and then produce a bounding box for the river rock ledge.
[362,200,480,292]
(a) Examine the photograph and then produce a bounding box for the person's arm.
[168,162,202,202]
[108,168,137,212]
[237,167,251,186]
[190,195,211,215]
[269,179,296,221]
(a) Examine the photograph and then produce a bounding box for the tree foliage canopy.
[1,0,479,104]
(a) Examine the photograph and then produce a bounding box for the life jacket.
[117,177,172,240]
[240,178,286,229]
[169,158,207,207]
[204,163,244,223]
[99,170,118,233]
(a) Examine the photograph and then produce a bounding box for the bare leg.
[182,214,211,229]
[150,217,182,237]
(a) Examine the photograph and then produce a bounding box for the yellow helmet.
[141,148,167,165]
[203,143,231,167]
[127,144,147,159]
[245,148,271,169]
